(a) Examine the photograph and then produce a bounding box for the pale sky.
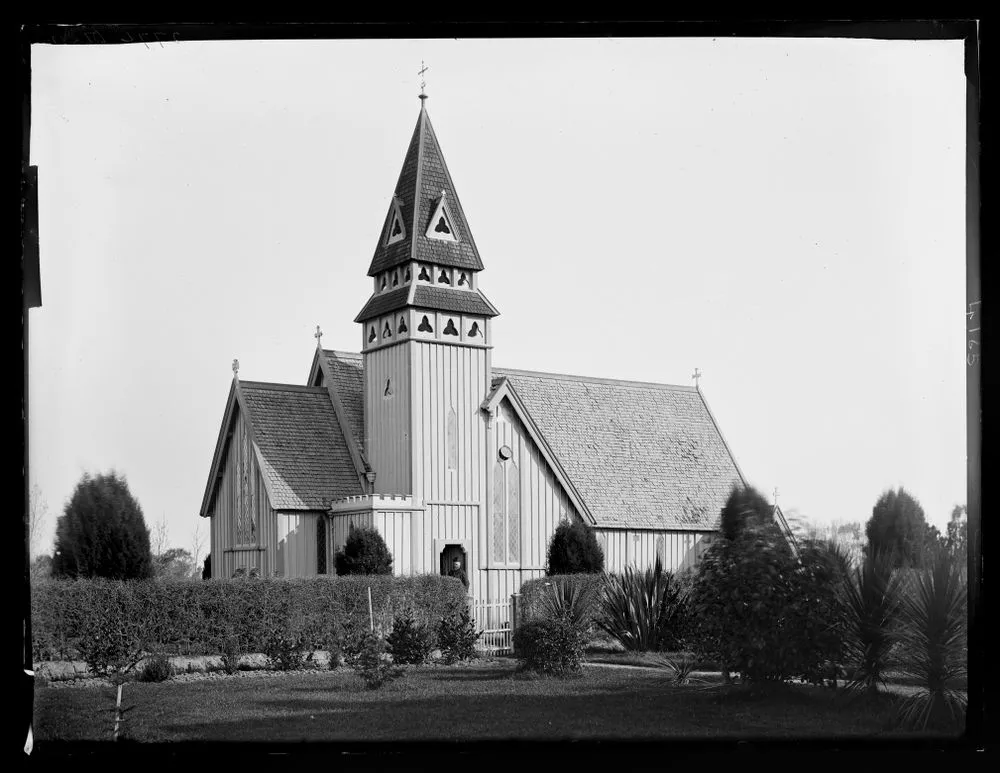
[28,37,967,557]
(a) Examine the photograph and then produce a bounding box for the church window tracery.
[418,315,433,333]
[418,265,431,281]
[398,316,408,334]
[368,327,376,343]
[468,321,480,338]
[438,269,451,285]
[443,319,458,336]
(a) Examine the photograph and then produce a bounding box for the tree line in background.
[29,472,207,582]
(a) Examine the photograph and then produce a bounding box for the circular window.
[498,445,513,461]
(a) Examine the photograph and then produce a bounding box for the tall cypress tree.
[52,471,153,580]
[865,487,929,569]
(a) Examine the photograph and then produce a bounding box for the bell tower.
[355,96,499,502]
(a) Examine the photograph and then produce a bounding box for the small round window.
[498,445,513,461]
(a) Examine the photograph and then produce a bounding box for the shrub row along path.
[34,659,945,743]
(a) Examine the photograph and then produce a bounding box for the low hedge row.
[31,575,468,664]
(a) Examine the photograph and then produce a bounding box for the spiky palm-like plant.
[598,558,688,652]
[539,577,601,631]
[895,547,968,730]
[841,547,904,695]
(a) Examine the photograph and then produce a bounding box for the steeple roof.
[367,101,484,277]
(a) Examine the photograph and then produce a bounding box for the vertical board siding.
[365,345,411,495]
[411,342,488,503]
[595,528,713,573]
[208,407,276,579]
[275,512,320,578]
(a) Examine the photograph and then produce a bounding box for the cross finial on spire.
[314,325,323,347]
[773,487,779,507]
[692,368,702,388]
[232,358,239,378]
[418,60,429,100]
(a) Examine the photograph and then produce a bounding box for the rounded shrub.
[137,653,174,683]
[436,608,479,664]
[513,618,584,676]
[335,527,393,576]
[545,520,605,575]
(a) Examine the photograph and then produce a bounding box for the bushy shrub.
[353,632,405,689]
[437,608,480,664]
[689,527,848,684]
[866,487,930,569]
[136,653,173,683]
[720,483,784,544]
[387,613,434,665]
[545,520,605,575]
[52,472,153,580]
[335,527,393,576]
[513,618,584,676]
[598,559,690,652]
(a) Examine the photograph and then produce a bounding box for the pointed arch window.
[368,327,376,343]
[458,272,469,287]
[397,315,408,335]
[447,407,458,470]
[492,448,520,564]
[380,275,387,291]
[468,321,480,338]
[235,420,256,545]
[404,267,411,283]
[392,271,399,287]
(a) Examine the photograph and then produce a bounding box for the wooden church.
[199,96,795,601]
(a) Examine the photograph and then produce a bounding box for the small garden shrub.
[136,653,173,683]
[513,618,584,676]
[387,613,434,665]
[545,520,605,575]
[334,527,393,576]
[437,608,480,664]
[353,632,405,689]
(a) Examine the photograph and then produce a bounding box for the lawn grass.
[32,658,953,748]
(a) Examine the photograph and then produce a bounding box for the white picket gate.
[471,597,515,656]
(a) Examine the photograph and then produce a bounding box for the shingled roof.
[320,350,365,451]
[355,284,499,324]
[366,101,484,277]
[238,382,364,509]
[491,368,745,531]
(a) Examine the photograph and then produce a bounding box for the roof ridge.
[239,381,331,394]
[493,366,698,392]
[323,349,362,361]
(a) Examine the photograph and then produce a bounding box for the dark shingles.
[492,369,742,531]
[355,285,498,324]
[322,350,365,451]
[240,383,363,509]
[367,107,484,276]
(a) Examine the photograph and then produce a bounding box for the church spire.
[365,101,484,278]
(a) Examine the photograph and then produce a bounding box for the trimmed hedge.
[31,575,468,665]
[519,574,605,629]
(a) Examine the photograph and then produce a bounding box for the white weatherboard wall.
[275,512,320,578]
[595,529,715,574]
